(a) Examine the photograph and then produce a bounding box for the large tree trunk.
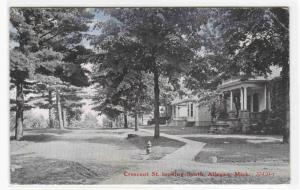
[124,111,128,129]
[62,108,67,128]
[134,97,139,131]
[153,68,160,138]
[283,109,289,143]
[48,90,55,128]
[134,111,138,131]
[15,82,24,140]
[56,89,64,129]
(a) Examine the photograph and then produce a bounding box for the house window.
[191,103,193,117]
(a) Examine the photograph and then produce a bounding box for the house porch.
[218,79,271,133]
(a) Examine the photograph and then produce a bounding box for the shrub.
[23,113,48,129]
[264,111,284,135]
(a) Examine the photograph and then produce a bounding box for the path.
[140,129,206,161]
[102,128,206,184]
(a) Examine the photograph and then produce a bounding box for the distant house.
[139,114,153,125]
[168,98,212,127]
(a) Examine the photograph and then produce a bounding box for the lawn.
[10,128,290,184]
[148,171,290,184]
[127,135,185,160]
[10,128,186,184]
[11,155,128,184]
[186,137,289,164]
[140,125,210,135]
[148,136,290,184]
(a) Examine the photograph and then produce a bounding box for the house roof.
[171,98,197,105]
[218,78,268,91]
[218,65,282,91]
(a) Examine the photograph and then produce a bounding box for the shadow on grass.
[66,127,134,130]
[127,136,185,150]
[13,131,128,145]
[19,134,60,143]
[186,137,249,144]
[85,136,133,148]
[140,125,211,135]
[25,128,72,134]
[10,129,72,142]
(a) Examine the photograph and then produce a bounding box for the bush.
[264,113,284,135]
[69,113,101,128]
[23,113,48,129]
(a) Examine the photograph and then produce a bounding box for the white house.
[168,98,212,127]
[218,76,271,116]
[167,66,281,131]
[212,65,283,132]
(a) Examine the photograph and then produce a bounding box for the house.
[168,98,212,127]
[166,75,273,131]
[166,66,281,132]
[167,74,279,131]
[216,75,273,132]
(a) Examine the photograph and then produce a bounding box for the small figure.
[146,140,152,154]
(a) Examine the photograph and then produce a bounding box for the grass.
[186,137,289,164]
[11,128,129,146]
[148,137,290,184]
[148,171,290,184]
[24,128,71,134]
[11,155,128,184]
[127,135,185,160]
[10,128,187,184]
[128,135,185,149]
[140,125,210,135]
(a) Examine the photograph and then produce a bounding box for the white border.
[1,0,299,190]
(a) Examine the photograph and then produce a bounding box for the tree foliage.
[10,8,93,139]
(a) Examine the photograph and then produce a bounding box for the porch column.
[240,87,244,110]
[244,87,247,110]
[264,83,267,110]
[230,90,233,111]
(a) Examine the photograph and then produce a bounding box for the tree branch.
[269,11,289,32]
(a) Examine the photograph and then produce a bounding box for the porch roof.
[218,79,268,92]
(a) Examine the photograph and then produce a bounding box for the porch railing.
[249,112,267,119]
[232,111,267,119]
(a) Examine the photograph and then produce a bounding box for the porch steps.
[209,121,230,134]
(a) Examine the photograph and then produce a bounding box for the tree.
[93,8,211,138]
[10,8,93,139]
[90,22,151,129]
[180,8,289,142]
[215,8,289,142]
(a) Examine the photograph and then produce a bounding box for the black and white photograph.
[6,2,297,187]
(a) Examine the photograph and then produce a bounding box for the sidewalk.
[139,129,206,161]
[102,128,206,184]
